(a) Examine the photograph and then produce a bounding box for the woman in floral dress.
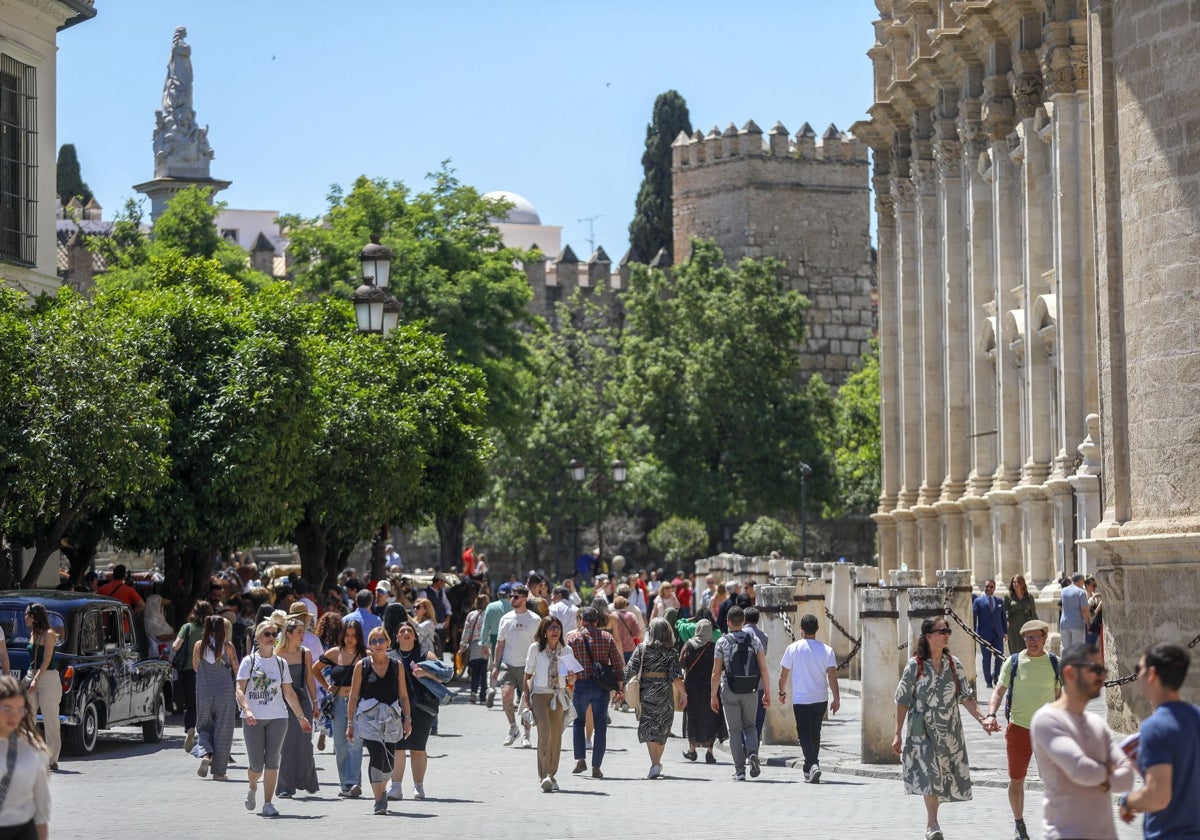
[893,616,993,840]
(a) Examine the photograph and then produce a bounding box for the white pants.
[32,673,62,763]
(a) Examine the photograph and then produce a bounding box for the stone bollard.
[769,555,791,579]
[890,569,925,667]
[829,563,854,669]
[849,566,880,680]
[695,558,712,577]
[860,587,901,764]
[793,576,830,647]
[937,569,976,687]
[757,584,800,745]
[787,560,807,578]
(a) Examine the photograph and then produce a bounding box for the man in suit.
[973,579,1008,688]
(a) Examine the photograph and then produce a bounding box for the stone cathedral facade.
[857,0,1200,719]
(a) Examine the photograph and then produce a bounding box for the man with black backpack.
[982,619,1062,840]
[710,605,770,781]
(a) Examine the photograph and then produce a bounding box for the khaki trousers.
[530,692,566,780]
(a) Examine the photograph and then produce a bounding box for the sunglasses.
[928,627,952,636]
[261,631,279,639]
[368,638,388,646]
[511,593,527,599]
[1079,663,1108,677]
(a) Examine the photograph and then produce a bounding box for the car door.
[102,606,133,723]
[121,607,157,719]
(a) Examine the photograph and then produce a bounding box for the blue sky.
[57,1,878,259]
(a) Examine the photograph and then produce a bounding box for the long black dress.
[680,641,724,744]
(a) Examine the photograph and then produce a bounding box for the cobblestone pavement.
[52,675,1143,840]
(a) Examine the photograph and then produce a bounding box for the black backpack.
[1004,652,1061,721]
[726,630,761,694]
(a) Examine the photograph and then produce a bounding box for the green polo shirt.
[998,650,1059,728]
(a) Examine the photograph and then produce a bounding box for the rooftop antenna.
[578,214,602,253]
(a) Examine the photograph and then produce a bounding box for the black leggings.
[181,669,198,731]
[0,821,37,840]
[363,737,400,783]
[469,657,488,699]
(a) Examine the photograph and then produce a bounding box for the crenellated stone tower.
[671,120,875,385]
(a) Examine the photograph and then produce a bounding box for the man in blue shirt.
[341,589,382,636]
[973,579,1008,687]
[1059,574,1090,651]
[1120,642,1200,839]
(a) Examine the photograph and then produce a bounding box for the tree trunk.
[164,544,215,625]
[292,509,329,590]
[60,532,99,588]
[0,535,20,590]
[436,512,465,572]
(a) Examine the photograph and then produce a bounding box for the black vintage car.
[0,590,172,755]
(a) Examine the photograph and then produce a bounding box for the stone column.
[915,507,941,584]
[1017,485,1056,585]
[889,568,924,661]
[859,587,900,764]
[894,508,919,576]
[1067,415,1102,575]
[894,171,923,510]
[849,565,879,680]
[793,577,829,647]
[828,563,854,667]
[874,158,902,575]
[757,584,800,745]
[914,153,946,512]
[937,569,976,687]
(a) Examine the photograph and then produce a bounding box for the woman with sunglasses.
[319,620,366,797]
[347,626,412,815]
[0,675,50,839]
[23,604,60,771]
[893,617,992,840]
[412,598,438,655]
[236,620,312,818]
[274,618,320,799]
[523,616,582,792]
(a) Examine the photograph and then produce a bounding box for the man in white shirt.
[549,586,578,632]
[492,584,541,748]
[778,613,840,783]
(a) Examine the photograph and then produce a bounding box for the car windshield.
[0,607,66,647]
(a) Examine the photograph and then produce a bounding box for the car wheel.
[65,702,99,756]
[142,693,165,743]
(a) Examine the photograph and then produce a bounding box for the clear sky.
[57,1,879,260]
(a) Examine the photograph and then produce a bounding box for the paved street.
[52,675,1144,840]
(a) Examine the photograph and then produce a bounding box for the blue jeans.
[332,694,363,789]
[572,679,610,768]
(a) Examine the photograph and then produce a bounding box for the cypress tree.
[56,144,93,206]
[628,90,692,264]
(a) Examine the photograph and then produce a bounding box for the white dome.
[483,190,541,225]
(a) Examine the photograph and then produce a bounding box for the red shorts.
[1006,723,1033,779]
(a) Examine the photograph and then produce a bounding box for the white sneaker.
[244,788,256,811]
[809,764,821,784]
[520,734,532,749]
[802,767,812,782]
[503,725,519,746]
[647,764,663,779]
[387,782,403,801]
[413,782,425,800]
[541,775,554,792]
[260,802,278,818]
[550,777,560,791]
[486,688,496,708]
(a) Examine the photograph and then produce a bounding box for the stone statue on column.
[152,26,213,179]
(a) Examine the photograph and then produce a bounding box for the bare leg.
[647,741,665,767]
[410,750,428,784]
[247,768,260,797]
[585,705,594,742]
[1009,779,1024,819]
[502,684,517,726]
[391,749,408,785]
[262,768,278,805]
[923,794,940,830]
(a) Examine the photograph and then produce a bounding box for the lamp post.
[570,457,627,571]
[799,461,813,561]
[352,234,401,338]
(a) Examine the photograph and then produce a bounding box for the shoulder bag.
[581,631,619,692]
[625,644,645,718]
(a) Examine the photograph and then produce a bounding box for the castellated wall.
[671,120,875,385]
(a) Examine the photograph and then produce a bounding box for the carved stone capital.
[1071,44,1089,91]
[934,138,963,178]
[911,157,938,194]
[875,191,897,223]
[890,177,916,204]
[956,98,988,158]
[1013,72,1044,120]
[981,76,1014,141]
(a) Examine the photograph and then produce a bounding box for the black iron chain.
[823,607,863,670]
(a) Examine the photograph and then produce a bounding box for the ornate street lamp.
[352,234,401,337]
[799,461,813,561]
[570,457,627,571]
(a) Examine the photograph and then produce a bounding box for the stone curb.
[760,755,1040,792]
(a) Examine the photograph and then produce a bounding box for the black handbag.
[581,632,619,692]
[171,625,191,671]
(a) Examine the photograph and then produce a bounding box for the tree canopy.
[56,144,93,206]
[628,90,692,264]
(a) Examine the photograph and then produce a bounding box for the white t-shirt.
[549,600,578,632]
[237,652,293,720]
[779,638,837,704]
[524,643,583,692]
[497,609,541,667]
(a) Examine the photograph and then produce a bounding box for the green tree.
[99,257,318,607]
[622,239,824,544]
[0,289,169,587]
[56,143,92,206]
[824,343,881,517]
[647,516,708,566]
[733,515,802,557]
[291,299,488,588]
[628,90,692,263]
[285,167,533,568]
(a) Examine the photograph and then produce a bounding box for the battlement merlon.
[671,119,868,169]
